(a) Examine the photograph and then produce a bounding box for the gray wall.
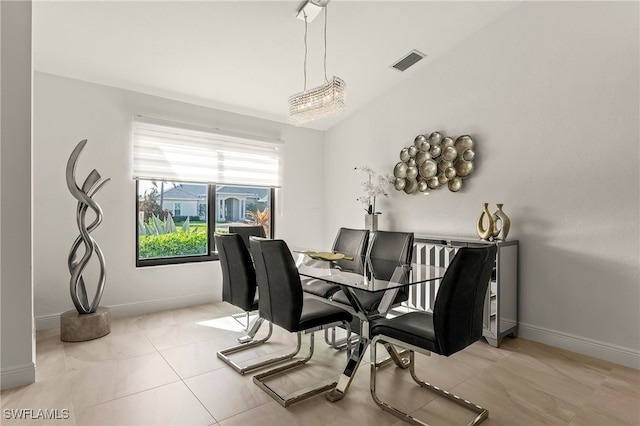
[323,2,639,367]
[1,0,35,389]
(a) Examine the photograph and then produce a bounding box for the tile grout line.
[153,318,223,425]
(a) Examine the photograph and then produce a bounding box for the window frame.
[136,182,275,267]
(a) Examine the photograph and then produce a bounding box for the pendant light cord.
[324,6,328,83]
[301,6,330,90]
[303,11,308,91]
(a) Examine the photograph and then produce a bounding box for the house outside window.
[215,185,271,235]
[133,117,281,267]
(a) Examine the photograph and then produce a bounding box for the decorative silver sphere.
[430,144,442,158]
[448,177,463,192]
[428,132,443,146]
[394,162,408,178]
[404,179,418,194]
[419,159,437,178]
[406,166,418,180]
[441,137,454,148]
[442,146,457,161]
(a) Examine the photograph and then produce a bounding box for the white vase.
[364,214,379,232]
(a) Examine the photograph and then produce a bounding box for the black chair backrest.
[228,225,266,252]
[250,237,303,332]
[367,231,414,281]
[433,245,497,356]
[368,231,414,263]
[214,233,257,312]
[332,228,369,270]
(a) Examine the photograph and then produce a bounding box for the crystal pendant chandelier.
[288,1,346,126]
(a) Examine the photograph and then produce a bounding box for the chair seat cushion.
[294,296,352,332]
[370,312,439,354]
[301,277,341,298]
[331,288,408,312]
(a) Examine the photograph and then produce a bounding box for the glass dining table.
[294,251,446,401]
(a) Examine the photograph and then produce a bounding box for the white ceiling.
[33,1,519,131]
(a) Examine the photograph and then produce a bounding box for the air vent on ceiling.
[391,50,426,72]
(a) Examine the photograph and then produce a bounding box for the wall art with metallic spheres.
[393,132,476,194]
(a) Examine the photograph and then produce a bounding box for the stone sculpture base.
[60,307,111,342]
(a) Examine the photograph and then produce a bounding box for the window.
[133,117,281,267]
[137,180,214,266]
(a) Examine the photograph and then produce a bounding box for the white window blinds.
[133,117,283,187]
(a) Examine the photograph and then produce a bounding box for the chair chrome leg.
[370,336,489,426]
[231,311,250,328]
[217,321,302,375]
[238,315,265,344]
[254,321,351,407]
[324,327,341,348]
[324,326,358,355]
[374,342,411,369]
[253,332,335,407]
[408,356,488,425]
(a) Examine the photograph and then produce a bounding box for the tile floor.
[1,302,639,425]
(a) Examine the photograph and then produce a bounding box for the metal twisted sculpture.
[66,140,110,314]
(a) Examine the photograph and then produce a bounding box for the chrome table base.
[324,336,410,402]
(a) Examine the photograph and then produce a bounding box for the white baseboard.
[35,298,638,370]
[1,362,35,390]
[518,322,640,370]
[35,292,218,331]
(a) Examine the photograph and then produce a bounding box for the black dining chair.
[302,227,370,298]
[302,227,369,350]
[215,233,295,375]
[215,233,261,330]
[250,237,353,407]
[330,230,414,323]
[369,245,497,426]
[225,225,267,327]
[228,225,266,252]
[324,230,413,351]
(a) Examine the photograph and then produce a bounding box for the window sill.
[136,253,219,268]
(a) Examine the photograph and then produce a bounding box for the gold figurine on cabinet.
[492,203,511,240]
[476,202,495,240]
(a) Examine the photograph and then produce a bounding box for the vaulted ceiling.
[33,1,519,130]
